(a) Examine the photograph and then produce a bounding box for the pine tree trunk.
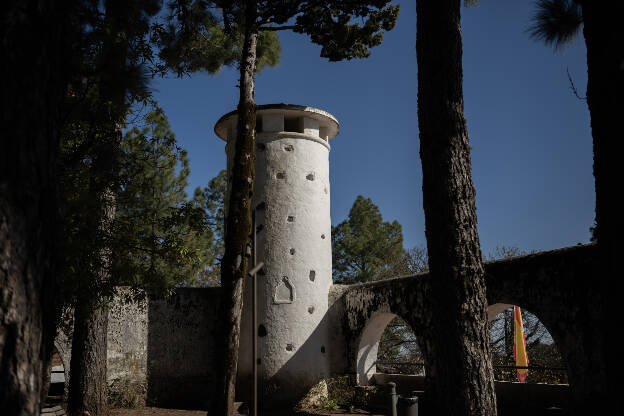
[66,189,114,416]
[416,1,497,414]
[65,1,127,410]
[1,1,71,414]
[578,2,624,413]
[66,121,118,416]
[214,3,258,415]
[67,299,109,416]
[41,353,54,404]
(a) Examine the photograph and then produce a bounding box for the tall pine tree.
[113,109,214,291]
[332,195,404,284]
[416,0,496,413]
[57,107,213,415]
[153,3,399,412]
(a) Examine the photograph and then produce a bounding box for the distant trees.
[114,109,214,291]
[332,196,429,284]
[186,169,227,287]
[489,307,567,385]
[377,316,425,376]
[332,196,404,284]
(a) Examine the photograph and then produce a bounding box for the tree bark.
[578,2,624,414]
[40,351,54,405]
[66,123,118,415]
[66,185,114,416]
[66,0,128,411]
[66,186,114,416]
[0,1,71,414]
[66,183,114,416]
[67,298,109,416]
[416,1,497,414]
[214,3,258,415]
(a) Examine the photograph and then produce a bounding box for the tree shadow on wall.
[146,287,223,410]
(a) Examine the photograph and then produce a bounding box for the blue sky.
[147,1,594,257]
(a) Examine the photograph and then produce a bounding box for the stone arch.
[341,274,427,388]
[52,341,70,400]
[356,312,396,385]
[486,298,574,383]
[483,245,603,411]
[355,311,422,386]
[53,328,72,400]
[488,303,568,384]
[487,303,513,321]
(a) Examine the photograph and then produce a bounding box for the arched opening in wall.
[356,313,423,386]
[489,305,568,384]
[47,349,66,403]
[378,316,423,375]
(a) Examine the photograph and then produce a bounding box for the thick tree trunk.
[214,3,258,415]
[65,1,127,411]
[0,1,71,414]
[66,196,114,416]
[41,352,54,405]
[578,2,624,414]
[67,299,109,416]
[416,1,497,414]
[66,129,118,416]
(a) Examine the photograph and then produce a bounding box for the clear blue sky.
[146,1,594,257]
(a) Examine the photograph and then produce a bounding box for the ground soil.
[110,408,206,416]
[109,407,384,416]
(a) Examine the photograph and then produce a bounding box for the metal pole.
[388,382,397,416]
[252,209,258,416]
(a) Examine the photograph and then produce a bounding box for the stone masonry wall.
[107,291,148,407]
[54,245,594,410]
[146,287,222,410]
[55,287,222,410]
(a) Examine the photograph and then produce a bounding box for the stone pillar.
[215,104,340,408]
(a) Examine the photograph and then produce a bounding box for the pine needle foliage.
[528,0,583,50]
[332,196,405,284]
[114,108,214,294]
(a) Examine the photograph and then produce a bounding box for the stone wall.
[55,287,222,410]
[54,244,595,411]
[107,291,148,407]
[146,287,222,410]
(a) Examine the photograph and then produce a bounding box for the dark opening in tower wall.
[284,116,301,133]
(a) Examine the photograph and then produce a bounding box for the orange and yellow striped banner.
[513,306,529,382]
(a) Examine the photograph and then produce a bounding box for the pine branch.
[259,25,299,32]
[567,67,586,101]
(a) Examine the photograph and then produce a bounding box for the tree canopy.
[187,169,227,286]
[332,195,405,284]
[114,109,214,293]
[57,108,215,311]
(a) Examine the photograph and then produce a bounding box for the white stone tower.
[214,104,339,407]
